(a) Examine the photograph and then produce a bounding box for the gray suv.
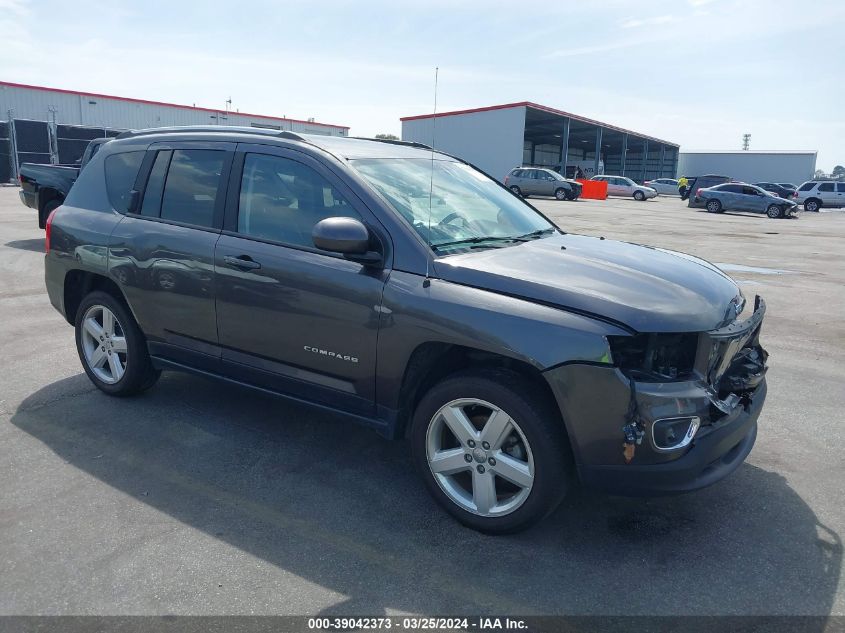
[43,127,768,534]
[505,167,581,200]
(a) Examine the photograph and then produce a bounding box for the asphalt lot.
[1,187,843,617]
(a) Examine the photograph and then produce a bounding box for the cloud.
[620,14,676,29]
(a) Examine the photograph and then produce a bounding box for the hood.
[433,233,742,333]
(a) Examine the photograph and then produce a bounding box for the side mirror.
[312,217,382,265]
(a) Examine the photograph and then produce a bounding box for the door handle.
[223,255,261,270]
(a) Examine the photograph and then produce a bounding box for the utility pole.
[742,133,751,151]
[224,97,232,122]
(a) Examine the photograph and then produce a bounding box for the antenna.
[424,66,439,286]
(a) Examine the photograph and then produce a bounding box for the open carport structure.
[401,101,679,184]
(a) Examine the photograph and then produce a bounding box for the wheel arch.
[37,189,64,228]
[395,342,562,440]
[63,270,133,326]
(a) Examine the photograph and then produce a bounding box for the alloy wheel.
[80,305,128,384]
[425,398,535,517]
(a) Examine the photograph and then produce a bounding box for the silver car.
[590,175,657,200]
[505,167,581,200]
[696,183,799,218]
[645,178,680,196]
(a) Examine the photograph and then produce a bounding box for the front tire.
[74,291,160,396]
[633,190,645,201]
[411,370,570,534]
[706,199,723,213]
[554,188,567,201]
[766,204,783,219]
[804,198,820,212]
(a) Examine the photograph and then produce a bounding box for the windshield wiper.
[515,228,557,240]
[432,235,529,250]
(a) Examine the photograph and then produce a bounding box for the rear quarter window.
[104,151,144,212]
[798,182,816,191]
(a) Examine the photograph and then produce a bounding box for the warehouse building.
[678,150,817,185]
[1,80,349,182]
[401,101,680,184]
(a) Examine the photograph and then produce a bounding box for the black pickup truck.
[19,138,110,228]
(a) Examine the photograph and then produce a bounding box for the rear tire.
[39,199,61,229]
[554,188,567,201]
[804,198,820,212]
[633,190,645,201]
[706,199,723,213]
[410,369,570,534]
[766,204,783,219]
[74,291,160,397]
[509,185,523,197]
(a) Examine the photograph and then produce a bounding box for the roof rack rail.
[115,126,307,141]
[354,136,433,151]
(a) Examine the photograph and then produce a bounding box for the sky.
[2,0,843,170]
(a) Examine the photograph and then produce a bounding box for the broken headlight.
[607,332,699,381]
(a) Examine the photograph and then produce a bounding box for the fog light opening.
[651,416,700,452]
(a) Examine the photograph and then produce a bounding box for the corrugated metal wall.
[0,83,347,135]
[1,83,349,180]
[677,152,817,184]
[402,106,527,183]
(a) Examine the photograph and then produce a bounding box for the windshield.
[352,158,555,252]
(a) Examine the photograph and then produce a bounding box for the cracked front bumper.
[543,363,767,497]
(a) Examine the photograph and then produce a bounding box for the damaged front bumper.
[543,298,768,496]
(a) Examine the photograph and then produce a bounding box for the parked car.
[644,178,680,196]
[18,138,110,228]
[590,175,657,200]
[505,167,581,200]
[695,183,798,218]
[754,182,796,199]
[44,126,769,534]
[686,175,732,208]
[778,183,798,190]
[793,181,845,212]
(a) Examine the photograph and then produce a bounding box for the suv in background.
[590,175,657,201]
[686,175,732,208]
[505,167,581,200]
[43,127,768,534]
[793,181,845,212]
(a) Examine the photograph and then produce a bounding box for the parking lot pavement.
[1,188,843,617]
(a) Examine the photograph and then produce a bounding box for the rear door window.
[818,183,835,192]
[104,151,144,212]
[159,150,226,228]
[837,183,845,193]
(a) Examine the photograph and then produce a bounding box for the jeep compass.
[43,127,768,533]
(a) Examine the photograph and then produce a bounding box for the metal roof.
[400,101,679,147]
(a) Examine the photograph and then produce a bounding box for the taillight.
[792,191,798,198]
[45,206,60,252]
[696,188,702,197]
[504,175,510,185]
